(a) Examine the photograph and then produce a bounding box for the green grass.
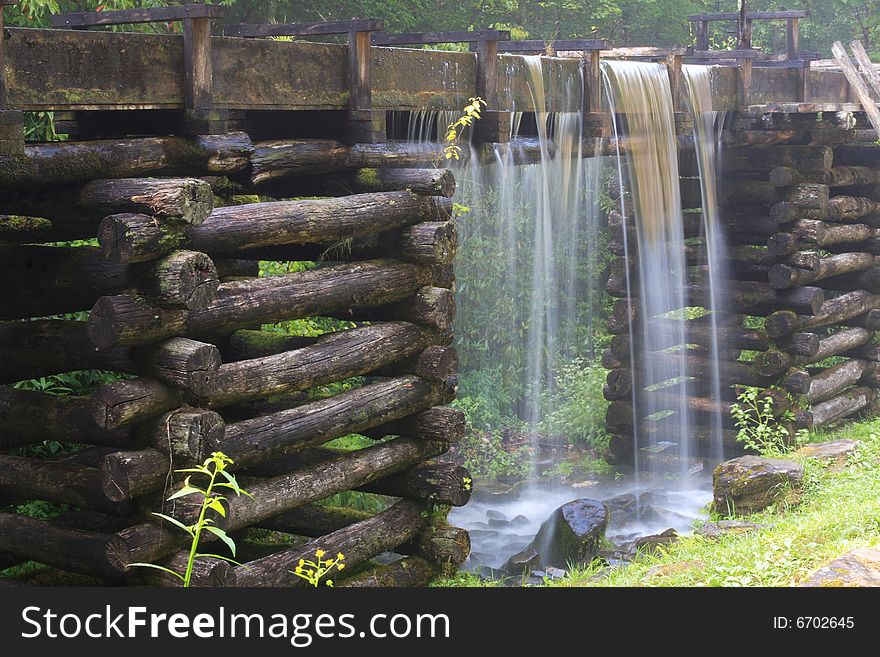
[436,418,880,587]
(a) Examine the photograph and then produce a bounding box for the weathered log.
[794,327,873,366]
[88,259,432,348]
[230,500,427,587]
[375,345,458,383]
[609,325,768,353]
[214,258,259,281]
[847,342,880,361]
[827,195,880,221]
[800,386,874,429]
[186,192,452,256]
[723,181,828,209]
[769,202,829,222]
[0,214,54,243]
[789,219,874,249]
[89,377,181,430]
[822,267,880,294]
[805,359,868,404]
[361,461,471,507]
[0,454,130,514]
[607,428,746,462]
[0,386,129,449]
[403,522,471,569]
[362,406,465,442]
[257,504,371,537]
[97,213,187,264]
[137,407,225,460]
[250,140,440,185]
[752,349,793,377]
[105,437,442,570]
[843,308,880,330]
[769,165,880,188]
[0,320,133,384]
[0,513,117,579]
[339,556,437,587]
[769,253,878,289]
[258,168,456,198]
[206,323,440,407]
[765,291,880,337]
[775,332,821,357]
[141,553,234,587]
[0,133,254,191]
[858,361,880,387]
[101,376,451,499]
[723,145,833,174]
[342,286,456,331]
[783,251,822,271]
[781,369,811,394]
[0,246,218,319]
[77,178,214,224]
[135,338,221,397]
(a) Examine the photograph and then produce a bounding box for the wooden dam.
[2,3,880,586]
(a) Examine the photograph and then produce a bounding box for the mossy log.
[97,213,188,264]
[722,182,829,210]
[799,386,875,429]
[220,329,317,361]
[362,406,465,442]
[0,246,218,319]
[249,140,440,186]
[256,168,456,197]
[0,133,253,191]
[136,407,225,460]
[375,345,458,383]
[339,286,456,332]
[769,253,879,289]
[338,556,437,587]
[804,359,869,404]
[827,196,880,221]
[105,437,443,571]
[206,323,440,408]
[89,377,181,431]
[360,461,472,507]
[796,328,873,367]
[608,325,769,352]
[229,500,427,587]
[775,332,821,357]
[88,260,432,348]
[765,291,880,337]
[0,214,55,243]
[100,376,451,500]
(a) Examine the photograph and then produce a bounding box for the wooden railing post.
[787,17,800,59]
[666,53,683,112]
[346,25,384,144]
[695,19,709,50]
[471,35,511,144]
[0,0,23,155]
[182,13,226,134]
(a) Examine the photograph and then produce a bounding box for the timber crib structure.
[2,2,880,585]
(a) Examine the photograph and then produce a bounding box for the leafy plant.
[442,97,486,161]
[540,357,611,449]
[292,549,346,587]
[130,452,251,587]
[730,387,798,456]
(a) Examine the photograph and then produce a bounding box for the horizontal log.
[827,195,880,221]
[769,253,879,289]
[250,140,440,186]
[765,291,880,337]
[800,386,874,429]
[0,133,254,191]
[231,500,427,587]
[339,286,456,331]
[723,145,833,174]
[78,178,213,224]
[0,513,117,579]
[843,308,880,330]
[89,377,181,431]
[0,246,218,319]
[101,376,451,500]
[609,325,768,353]
[770,165,880,188]
[362,406,465,442]
[220,329,317,361]
[88,259,432,348]
[0,214,55,243]
[339,555,437,587]
[375,345,458,383]
[106,437,442,571]
[206,322,440,408]
[97,213,187,264]
[822,267,880,294]
[775,332,821,357]
[720,181,829,209]
[136,407,225,461]
[769,201,829,222]
[805,359,868,404]
[360,461,472,507]
[257,168,456,198]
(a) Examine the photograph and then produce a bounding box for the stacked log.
[0,136,468,587]
[605,118,880,464]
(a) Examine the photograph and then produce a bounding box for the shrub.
[540,357,611,449]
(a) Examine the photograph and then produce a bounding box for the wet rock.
[713,455,804,516]
[696,520,767,541]
[503,547,542,575]
[466,521,491,530]
[794,439,861,470]
[638,490,669,507]
[486,509,508,521]
[800,548,880,587]
[466,529,500,539]
[488,518,512,528]
[510,514,530,527]
[638,505,690,527]
[633,528,678,555]
[545,566,567,580]
[529,498,609,569]
[604,493,637,528]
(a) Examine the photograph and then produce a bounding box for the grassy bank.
[436,419,880,587]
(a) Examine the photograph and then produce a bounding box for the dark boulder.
[502,546,541,575]
[529,498,609,569]
[713,456,804,516]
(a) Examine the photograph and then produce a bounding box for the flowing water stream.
[405,56,729,574]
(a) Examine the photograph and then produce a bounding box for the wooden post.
[182,15,226,134]
[0,1,23,156]
[667,53,683,112]
[832,41,880,137]
[787,17,800,59]
[582,46,610,137]
[471,35,511,144]
[738,56,752,109]
[695,19,709,51]
[345,27,385,144]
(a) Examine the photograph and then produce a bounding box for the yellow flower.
[337,552,345,561]
[315,549,326,558]
[298,559,305,567]
[295,566,302,574]
[325,580,333,587]
[337,563,345,571]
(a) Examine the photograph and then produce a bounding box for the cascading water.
[409,55,730,574]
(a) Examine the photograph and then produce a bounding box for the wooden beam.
[183,16,213,111]
[832,41,880,138]
[687,11,808,22]
[0,3,22,156]
[372,30,510,46]
[787,17,800,59]
[497,39,609,53]
[224,19,385,38]
[850,40,880,102]
[50,4,226,28]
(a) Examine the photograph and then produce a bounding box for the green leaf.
[166,485,203,501]
[205,526,236,556]
[207,498,227,517]
[195,553,247,567]
[151,512,193,534]
[128,563,185,580]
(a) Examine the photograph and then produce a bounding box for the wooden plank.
[225,19,384,38]
[497,39,609,53]
[51,4,225,28]
[787,17,800,59]
[832,41,880,137]
[183,17,213,110]
[602,46,688,58]
[372,30,509,46]
[687,11,808,21]
[850,40,880,102]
